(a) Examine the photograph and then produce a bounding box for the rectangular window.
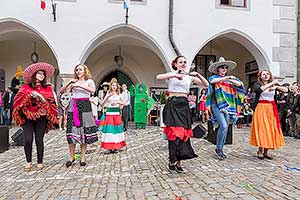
[109,0,146,4]
[193,55,216,79]
[220,0,246,7]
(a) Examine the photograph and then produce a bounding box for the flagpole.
[125,8,129,24]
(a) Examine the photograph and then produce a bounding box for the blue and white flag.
[123,0,130,9]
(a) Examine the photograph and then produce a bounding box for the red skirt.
[198,101,207,111]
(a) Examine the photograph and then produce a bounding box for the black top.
[252,82,263,110]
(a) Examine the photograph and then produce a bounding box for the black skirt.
[164,96,197,163]
[163,96,192,129]
[168,138,198,163]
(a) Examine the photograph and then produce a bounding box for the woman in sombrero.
[12,62,58,171]
[206,57,245,160]
[156,55,208,173]
[60,64,98,167]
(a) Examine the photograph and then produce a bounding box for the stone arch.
[0,18,59,66]
[79,24,169,71]
[192,29,270,69]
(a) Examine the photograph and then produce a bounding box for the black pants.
[22,117,47,163]
[122,105,130,130]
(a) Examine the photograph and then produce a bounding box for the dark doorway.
[98,70,134,91]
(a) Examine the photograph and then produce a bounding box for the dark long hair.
[29,70,47,89]
[199,88,207,100]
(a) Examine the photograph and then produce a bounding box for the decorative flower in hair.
[171,60,176,67]
[257,71,261,77]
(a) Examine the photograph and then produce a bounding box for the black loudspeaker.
[192,124,207,138]
[11,128,24,146]
[206,120,233,145]
[0,125,9,153]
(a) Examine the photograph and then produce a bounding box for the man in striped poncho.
[206,57,245,160]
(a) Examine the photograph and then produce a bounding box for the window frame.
[216,0,250,10]
[108,0,147,6]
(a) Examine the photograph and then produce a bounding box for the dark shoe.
[215,149,224,160]
[263,154,273,160]
[220,150,227,158]
[175,166,184,173]
[66,159,75,168]
[168,164,176,173]
[112,149,119,153]
[257,152,264,160]
[79,161,87,166]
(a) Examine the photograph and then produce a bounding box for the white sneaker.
[59,128,63,131]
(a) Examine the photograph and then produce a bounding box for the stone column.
[298,0,300,81]
[273,0,297,81]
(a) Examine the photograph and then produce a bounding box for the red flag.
[41,0,46,10]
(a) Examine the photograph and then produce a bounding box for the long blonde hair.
[73,64,92,80]
[109,78,121,94]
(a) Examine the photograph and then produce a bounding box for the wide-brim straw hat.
[23,62,55,83]
[101,82,109,87]
[208,57,237,74]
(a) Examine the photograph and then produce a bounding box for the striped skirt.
[66,98,98,144]
[101,107,126,150]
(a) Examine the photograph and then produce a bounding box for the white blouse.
[168,72,193,93]
[72,79,95,98]
[259,89,275,101]
[106,94,122,108]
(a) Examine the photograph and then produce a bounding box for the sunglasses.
[36,71,45,76]
[218,65,228,69]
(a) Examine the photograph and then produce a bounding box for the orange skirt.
[250,102,284,149]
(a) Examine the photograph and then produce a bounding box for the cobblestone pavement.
[1,124,300,200]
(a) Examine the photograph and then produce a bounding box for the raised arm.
[102,92,113,105]
[260,80,278,91]
[227,76,242,87]
[275,85,288,93]
[72,79,96,94]
[210,76,227,84]
[189,72,209,87]
[60,79,78,94]
[210,75,242,87]
[156,72,183,81]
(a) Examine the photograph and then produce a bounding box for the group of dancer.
[157,55,286,172]
[12,55,287,172]
[12,63,127,171]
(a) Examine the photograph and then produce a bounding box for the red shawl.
[13,84,58,133]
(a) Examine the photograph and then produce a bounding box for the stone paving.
[1,124,300,200]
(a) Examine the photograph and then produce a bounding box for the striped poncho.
[206,75,245,124]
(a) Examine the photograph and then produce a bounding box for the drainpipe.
[169,0,181,56]
[297,1,300,82]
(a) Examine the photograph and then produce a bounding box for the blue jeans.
[211,104,230,150]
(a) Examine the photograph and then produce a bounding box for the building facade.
[0,0,298,94]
